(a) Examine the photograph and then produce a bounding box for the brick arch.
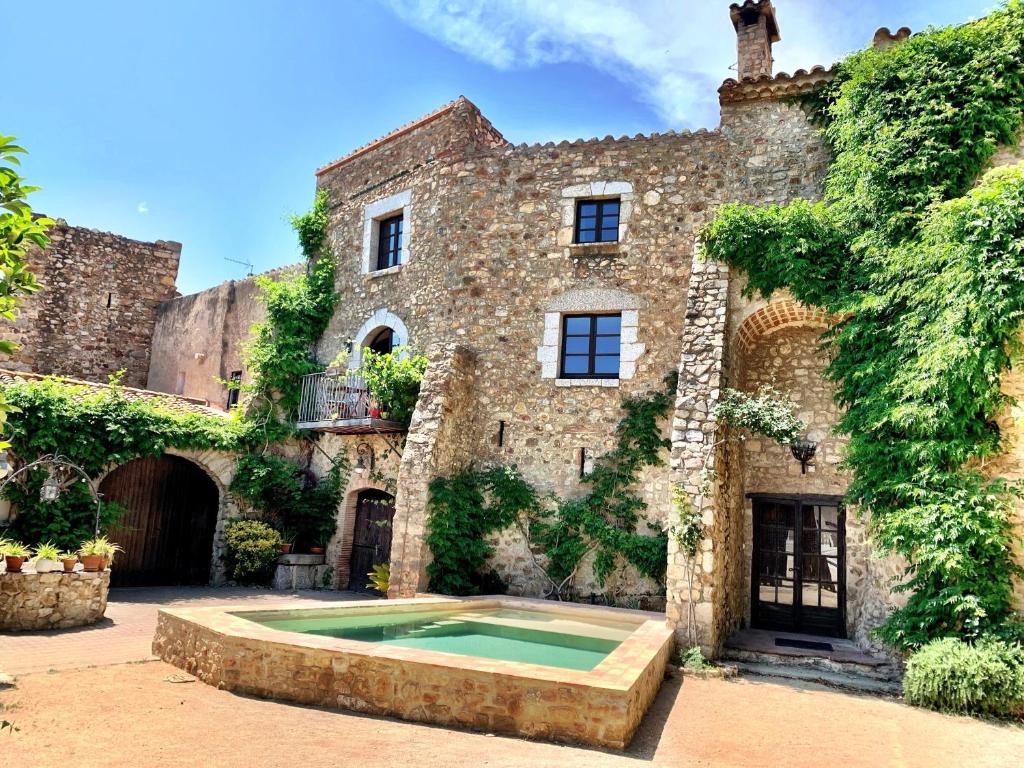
[734,299,832,358]
[334,479,394,589]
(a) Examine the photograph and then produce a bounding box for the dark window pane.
[565,316,591,335]
[602,201,620,215]
[594,355,620,374]
[579,203,598,216]
[563,356,589,374]
[595,335,619,354]
[595,315,621,334]
[600,227,619,242]
[577,229,596,243]
[564,337,590,354]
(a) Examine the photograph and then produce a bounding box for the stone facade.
[0,569,109,631]
[4,220,180,388]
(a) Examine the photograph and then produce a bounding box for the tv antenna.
[224,256,255,277]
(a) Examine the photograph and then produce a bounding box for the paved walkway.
[0,586,365,674]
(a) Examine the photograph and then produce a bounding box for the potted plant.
[2,540,31,573]
[59,551,79,572]
[279,529,295,555]
[79,536,123,572]
[32,541,61,573]
[309,537,326,556]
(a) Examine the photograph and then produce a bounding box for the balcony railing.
[296,372,404,434]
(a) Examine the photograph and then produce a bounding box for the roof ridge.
[316,96,491,176]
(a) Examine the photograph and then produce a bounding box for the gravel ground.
[1,660,1021,768]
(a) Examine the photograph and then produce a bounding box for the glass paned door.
[752,498,845,637]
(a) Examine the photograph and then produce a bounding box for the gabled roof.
[0,369,228,418]
[316,96,495,177]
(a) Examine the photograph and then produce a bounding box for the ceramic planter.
[280,543,293,554]
[310,547,325,555]
[4,555,25,573]
[34,558,59,573]
[61,558,78,573]
[80,554,104,572]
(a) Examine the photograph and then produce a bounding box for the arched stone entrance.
[100,455,220,587]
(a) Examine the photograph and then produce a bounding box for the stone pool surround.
[152,595,674,749]
[0,569,109,630]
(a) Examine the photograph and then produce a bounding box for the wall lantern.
[0,452,103,535]
[790,439,818,474]
[353,442,375,475]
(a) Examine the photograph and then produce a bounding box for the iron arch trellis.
[0,453,104,536]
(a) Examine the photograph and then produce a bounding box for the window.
[365,327,396,355]
[574,198,620,244]
[226,370,242,410]
[376,214,404,270]
[560,314,621,378]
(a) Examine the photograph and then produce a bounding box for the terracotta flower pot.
[280,543,293,554]
[80,554,104,572]
[4,555,25,573]
[310,547,325,555]
[62,558,78,573]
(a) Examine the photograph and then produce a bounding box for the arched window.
[365,327,397,356]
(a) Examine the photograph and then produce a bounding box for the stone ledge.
[0,570,109,631]
[555,378,619,388]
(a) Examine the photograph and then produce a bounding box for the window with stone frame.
[574,198,620,244]
[376,214,404,270]
[560,313,622,378]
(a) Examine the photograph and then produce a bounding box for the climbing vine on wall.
[1,377,256,549]
[244,189,339,427]
[426,372,678,598]
[702,2,1024,648]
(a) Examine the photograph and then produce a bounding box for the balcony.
[296,372,404,434]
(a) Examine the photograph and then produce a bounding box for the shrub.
[223,519,282,584]
[357,347,428,427]
[903,637,1024,718]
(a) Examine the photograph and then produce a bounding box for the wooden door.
[752,497,846,637]
[348,489,395,593]
[100,456,219,587]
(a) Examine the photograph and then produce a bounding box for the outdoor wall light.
[790,439,818,474]
[354,442,375,475]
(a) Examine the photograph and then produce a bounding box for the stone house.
[8,1,1021,655]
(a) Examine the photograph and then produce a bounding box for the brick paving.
[0,586,364,675]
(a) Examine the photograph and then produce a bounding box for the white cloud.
[382,0,846,128]
[137,201,149,214]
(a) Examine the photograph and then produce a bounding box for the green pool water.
[246,607,629,671]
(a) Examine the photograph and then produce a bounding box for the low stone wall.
[0,570,109,631]
[271,554,330,591]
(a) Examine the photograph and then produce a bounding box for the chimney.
[730,0,780,80]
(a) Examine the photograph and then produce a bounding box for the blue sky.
[4,0,997,294]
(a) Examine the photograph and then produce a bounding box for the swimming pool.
[153,595,674,748]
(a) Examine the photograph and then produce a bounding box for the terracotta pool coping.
[157,594,672,691]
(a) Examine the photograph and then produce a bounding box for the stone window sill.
[555,378,620,388]
[566,242,621,257]
[364,264,404,280]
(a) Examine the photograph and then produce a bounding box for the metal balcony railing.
[296,372,403,434]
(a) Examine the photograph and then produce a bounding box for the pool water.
[246,607,633,671]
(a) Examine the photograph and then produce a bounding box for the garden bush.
[223,519,282,584]
[903,637,1024,718]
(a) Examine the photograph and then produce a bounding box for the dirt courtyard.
[2,660,1022,768]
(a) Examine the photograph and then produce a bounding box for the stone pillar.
[730,0,780,80]
[666,253,731,655]
[388,344,478,597]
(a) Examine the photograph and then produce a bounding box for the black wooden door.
[752,497,846,637]
[349,489,395,593]
[100,456,219,587]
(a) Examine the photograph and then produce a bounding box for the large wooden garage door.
[100,456,219,587]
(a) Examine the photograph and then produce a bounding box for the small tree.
[0,136,48,446]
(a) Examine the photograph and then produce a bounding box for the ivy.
[702,2,1024,648]
[1,377,256,549]
[427,372,677,598]
[244,189,338,424]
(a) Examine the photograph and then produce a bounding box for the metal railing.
[297,372,371,425]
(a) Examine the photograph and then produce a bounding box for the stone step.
[721,646,901,682]
[728,660,904,696]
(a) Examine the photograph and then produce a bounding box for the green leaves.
[356,347,428,427]
[703,2,1024,649]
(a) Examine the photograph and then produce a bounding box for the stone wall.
[4,220,180,388]
[147,269,287,407]
[389,344,478,597]
[0,570,109,631]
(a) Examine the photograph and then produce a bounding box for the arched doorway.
[364,326,397,355]
[100,455,219,587]
[349,489,395,594]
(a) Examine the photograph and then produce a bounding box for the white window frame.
[557,181,635,247]
[362,189,412,274]
[536,288,646,386]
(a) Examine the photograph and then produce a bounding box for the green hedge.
[903,637,1024,718]
[223,519,282,585]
